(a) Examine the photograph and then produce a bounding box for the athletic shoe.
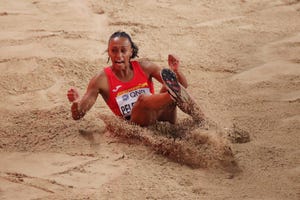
[161,68,191,113]
[160,68,181,101]
[160,68,205,122]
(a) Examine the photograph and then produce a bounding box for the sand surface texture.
[0,0,300,199]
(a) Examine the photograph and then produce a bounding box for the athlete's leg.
[161,68,206,122]
[156,103,177,124]
[156,86,177,124]
[130,92,174,126]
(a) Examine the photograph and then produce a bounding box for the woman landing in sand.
[67,31,200,126]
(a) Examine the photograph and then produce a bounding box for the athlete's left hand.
[168,54,180,71]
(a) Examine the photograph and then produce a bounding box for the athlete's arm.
[139,54,188,88]
[67,71,107,120]
[138,59,164,84]
[168,54,188,88]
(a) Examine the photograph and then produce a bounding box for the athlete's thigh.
[130,97,159,126]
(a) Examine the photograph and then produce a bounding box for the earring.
[107,57,110,64]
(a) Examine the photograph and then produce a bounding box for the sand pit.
[99,114,240,171]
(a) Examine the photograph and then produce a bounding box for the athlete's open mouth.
[115,61,124,64]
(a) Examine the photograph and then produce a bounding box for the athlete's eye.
[111,48,118,53]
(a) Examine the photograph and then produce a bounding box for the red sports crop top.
[104,60,154,118]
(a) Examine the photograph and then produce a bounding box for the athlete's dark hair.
[108,31,139,59]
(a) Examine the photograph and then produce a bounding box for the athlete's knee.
[135,94,148,108]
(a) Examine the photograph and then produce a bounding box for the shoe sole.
[160,68,205,122]
[160,69,196,114]
[160,68,181,101]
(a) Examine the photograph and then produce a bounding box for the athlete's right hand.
[67,87,79,102]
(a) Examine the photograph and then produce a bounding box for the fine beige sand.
[1,0,300,199]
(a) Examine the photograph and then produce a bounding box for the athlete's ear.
[106,48,110,63]
[130,47,133,57]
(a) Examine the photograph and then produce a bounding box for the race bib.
[116,88,151,117]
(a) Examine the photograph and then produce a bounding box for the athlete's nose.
[116,50,122,59]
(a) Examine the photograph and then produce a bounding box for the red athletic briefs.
[104,61,154,118]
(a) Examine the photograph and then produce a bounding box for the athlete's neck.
[112,63,133,82]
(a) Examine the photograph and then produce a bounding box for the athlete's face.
[108,37,133,70]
